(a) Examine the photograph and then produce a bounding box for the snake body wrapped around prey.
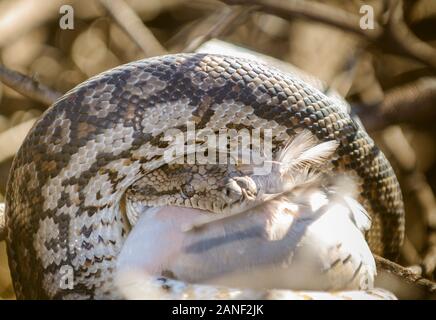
[5,53,404,299]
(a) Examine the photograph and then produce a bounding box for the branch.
[0,0,68,48]
[221,0,380,38]
[99,0,167,57]
[0,65,62,106]
[220,0,436,72]
[375,255,436,294]
[382,0,436,72]
[355,78,436,131]
[0,203,5,241]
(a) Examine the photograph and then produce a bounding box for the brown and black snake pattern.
[5,53,404,299]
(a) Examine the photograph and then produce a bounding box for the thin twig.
[375,254,436,294]
[324,49,363,97]
[183,5,255,53]
[99,0,167,57]
[0,65,62,106]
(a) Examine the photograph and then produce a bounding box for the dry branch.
[423,234,436,280]
[355,78,436,131]
[0,0,68,48]
[221,0,436,72]
[0,203,5,241]
[99,0,167,57]
[383,0,436,73]
[223,0,380,39]
[0,65,62,106]
[375,254,436,294]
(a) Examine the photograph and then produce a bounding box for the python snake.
[5,53,404,299]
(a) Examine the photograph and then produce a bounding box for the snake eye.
[181,184,195,198]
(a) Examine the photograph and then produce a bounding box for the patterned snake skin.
[5,53,404,299]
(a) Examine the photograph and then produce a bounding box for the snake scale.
[5,53,404,299]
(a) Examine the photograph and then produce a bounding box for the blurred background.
[0,0,436,299]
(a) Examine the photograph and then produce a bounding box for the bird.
[115,129,396,300]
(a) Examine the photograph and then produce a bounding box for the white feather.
[254,130,338,196]
[287,140,339,170]
[278,134,339,175]
[276,129,318,165]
